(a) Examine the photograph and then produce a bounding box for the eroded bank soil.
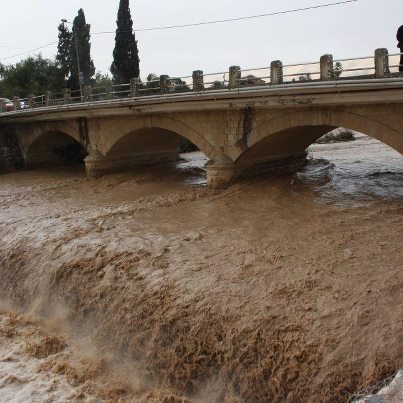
[0,160,402,402]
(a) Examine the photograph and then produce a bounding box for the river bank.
[0,136,402,402]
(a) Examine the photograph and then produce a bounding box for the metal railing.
[2,48,402,114]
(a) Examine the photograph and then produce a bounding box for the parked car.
[0,98,15,112]
[19,100,29,109]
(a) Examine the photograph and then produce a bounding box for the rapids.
[0,133,402,402]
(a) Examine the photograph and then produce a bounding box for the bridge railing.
[4,49,403,113]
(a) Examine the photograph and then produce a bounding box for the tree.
[56,22,73,86]
[0,63,5,79]
[94,72,112,88]
[0,55,63,98]
[110,0,140,84]
[210,80,227,89]
[145,73,159,89]
[69,9,95,89]
[334,62,343,78]
[298,73,312,82]
[168,77,189,93]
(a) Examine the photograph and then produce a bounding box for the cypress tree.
[69,9,95,89]
[56,22,73,87]
[111,0,140,84]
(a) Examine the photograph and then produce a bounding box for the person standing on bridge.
[397,25,403,72]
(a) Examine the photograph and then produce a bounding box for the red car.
[0,98,15,112]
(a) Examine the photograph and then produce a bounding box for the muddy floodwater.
[0,134,402,402]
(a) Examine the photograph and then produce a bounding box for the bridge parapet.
[3,48,402,114]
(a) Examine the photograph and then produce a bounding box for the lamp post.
[61,19,83,100]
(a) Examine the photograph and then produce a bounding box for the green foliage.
[316,129,355,144]
[298,73,312,82]
[94,72,112,87]
[111,0,140,84]
[145,73,159,89]
[0,55,64,98]
[169,77,190,93]
[334,62,343,78]
[56,22,73,85]
[210,80,227,89]
[69,9,95,89]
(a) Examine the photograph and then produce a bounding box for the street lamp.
[61,19,83,100]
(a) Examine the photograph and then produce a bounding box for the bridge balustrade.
[3,49,403,113]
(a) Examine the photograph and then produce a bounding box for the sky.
[0,0,402,80]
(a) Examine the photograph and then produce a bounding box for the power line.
[0,41,57,62]
[94,0,358,34]
[0,0,358,62]
[136,0,359,32]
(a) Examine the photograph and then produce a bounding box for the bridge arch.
[102,115,215,159]
[235,109,403,165]
[23,122,87,169]
[23,122,83,152]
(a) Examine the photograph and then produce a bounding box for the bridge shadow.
[25,131,88,170]
[99,127,208,184]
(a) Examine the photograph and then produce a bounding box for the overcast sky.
[0,0,402,79]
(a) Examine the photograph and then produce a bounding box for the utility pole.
[61,19,83,100]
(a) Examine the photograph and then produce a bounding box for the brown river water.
[0,133,402,402]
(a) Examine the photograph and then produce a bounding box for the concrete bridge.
[1,50,403,188]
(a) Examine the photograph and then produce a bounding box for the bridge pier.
[206,155,235,189]
[84,150,108,177]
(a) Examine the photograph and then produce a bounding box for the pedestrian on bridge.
[397,25,403,72]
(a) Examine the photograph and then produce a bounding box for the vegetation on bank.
[316,129,355,144]
[0,1,139,98]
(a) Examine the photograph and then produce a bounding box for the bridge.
[1,49,402,188]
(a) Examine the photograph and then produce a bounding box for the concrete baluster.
[270,60,283,85]
[45,91,52,106]
[130,78,139,97]
[160,75,169,93]
[63,88,71,104]
[105,82,112,99]
[192,70,204,92]
[28,94,35,108]
[229,66,241,89]
[320,54,334,81]
[375,48,390,78]
[83,85,92,102]
[12,96,20,110]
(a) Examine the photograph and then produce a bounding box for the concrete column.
[270,60,283,85]
[130,78,139,97]
[12,96,20,110]
[320,54,334,81]
[28,94,35,108]
[206,154,235,190]
[192,70,204,92]
[105,82,112,99]
[374,48,390,78]
[160,75,169,93]
[84,149,108,178]
[63,88,71,104]
[229,66,241,89]
[83,85,92,102]
[45,91,52,106]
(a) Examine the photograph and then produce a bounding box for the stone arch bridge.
[1,79,403,188]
